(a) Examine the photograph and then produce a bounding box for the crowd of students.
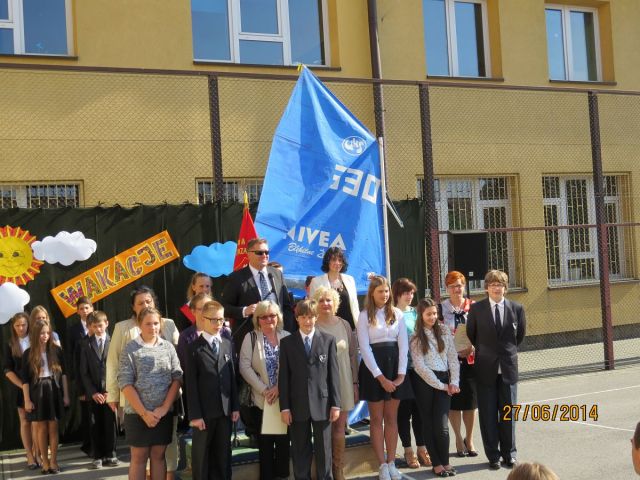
[3,238,539,480]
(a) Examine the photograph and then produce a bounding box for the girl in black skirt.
[4,312,38,469]
[356,276,412,480]
[21,318,70,475]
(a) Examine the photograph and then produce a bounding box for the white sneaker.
[379,463,391,480]
[387,462,402,480]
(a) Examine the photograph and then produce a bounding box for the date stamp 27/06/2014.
[502,404,598,422]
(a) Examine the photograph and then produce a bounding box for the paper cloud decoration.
[32,231,97,267]
[0,282,30,325]
[183,241,236,278]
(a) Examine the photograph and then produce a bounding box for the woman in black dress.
[439,271,478,457]
[4,312,38,469]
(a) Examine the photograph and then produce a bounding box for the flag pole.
[378,137,391,280]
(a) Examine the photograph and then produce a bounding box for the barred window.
[197,178,263,204]
[542,175,628,285]
[0,183,80,208]
[418,176,519,292]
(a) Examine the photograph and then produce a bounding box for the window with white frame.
[422,0,490,77]
[0,0,72,55]
[545,5,600,82]
[191,0,327,66]
[198,178,264,204]
[0,183,80,208]
[542,175,627,285]
[417,176,517,290]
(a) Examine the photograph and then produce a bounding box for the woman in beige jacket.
[239,300,290,480]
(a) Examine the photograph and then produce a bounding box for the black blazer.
[279,330,340,422]
[79,335,110,397]
[467,297,526,386]
[65,321,89,395]
[221,265,296,336]
[186,335,239,420]
[20,345,66,389]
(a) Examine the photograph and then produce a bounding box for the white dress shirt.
[356,307,408,378]
[489,297,505,374]
[202,331,222,351]
[249,265,277,302]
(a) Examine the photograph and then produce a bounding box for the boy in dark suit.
[279,299,341,480]
[79,311,119,469]
[186,300,239,480]
[66,296,94,457]
[467,269,526,470]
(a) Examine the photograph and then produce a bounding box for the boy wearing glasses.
[186,301,239,480]
[467,270,526,471]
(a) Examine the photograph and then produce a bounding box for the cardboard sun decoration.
[0,225,43,286]
[51,231,179,317]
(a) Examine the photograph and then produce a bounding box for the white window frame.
[545,4,601,82]
[197,0,329,66]
[542,175,626,285]
[197,178,264,204]
[0,182,81,208]
[0,0,73,56]
[416,177,515,291]
[425,0,491,78]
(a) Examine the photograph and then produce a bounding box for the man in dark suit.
[66,296,94,457]
[186,300,239,480]
[79,311,119,469]
[467,270,526,471]
[279,299,340,480]
[221,237,296,347]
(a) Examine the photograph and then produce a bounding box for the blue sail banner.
[255,67,385,293]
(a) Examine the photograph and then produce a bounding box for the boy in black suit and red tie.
[279,299,341,480]
[79,311,119,469]
[186,300,239,480]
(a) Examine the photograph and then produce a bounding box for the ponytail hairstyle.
[27,319,62,379]
[412,298,445,354]
[364,275,395,326]
[9,312,29,358]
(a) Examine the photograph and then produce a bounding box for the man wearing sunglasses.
[222,237,296,348]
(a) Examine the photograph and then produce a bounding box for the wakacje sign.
[51,231,179,317]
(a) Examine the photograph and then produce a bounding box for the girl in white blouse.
[410,298,460,477]
[357,276,412,480]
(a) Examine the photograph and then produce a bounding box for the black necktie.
[259,272,270,300]
[494,304,502,333]
[211,339,218,357]
[304,336,311,357]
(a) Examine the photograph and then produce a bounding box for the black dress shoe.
[463,439,479,457]
[489,461,501,470]
[502,458,517,468]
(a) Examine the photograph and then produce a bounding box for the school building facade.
[1,0,640,358]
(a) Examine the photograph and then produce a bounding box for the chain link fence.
[2,65,640,379]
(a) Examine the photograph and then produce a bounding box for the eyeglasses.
[203,316,225,323]
[249,250,270,256]
[259,314,277,320]
[487,283,505,288]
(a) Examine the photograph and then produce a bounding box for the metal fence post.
[419,84,441,302]
[208,75,224,203]
[588,91,614,370]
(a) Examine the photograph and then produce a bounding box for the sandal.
[404,450,420,469]
[417,448,432,467]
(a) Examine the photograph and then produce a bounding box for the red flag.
[233,192,258,271]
